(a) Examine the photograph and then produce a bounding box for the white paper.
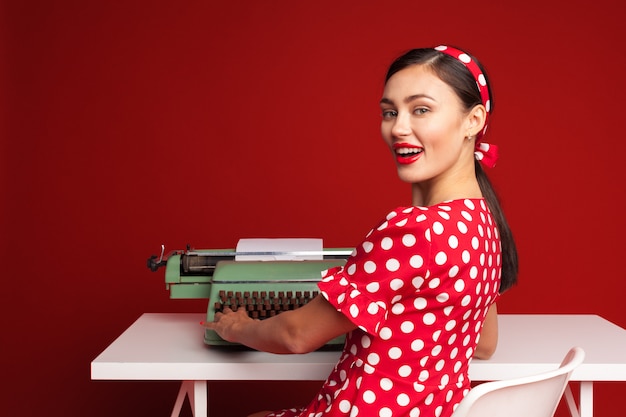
[235,238,323,261]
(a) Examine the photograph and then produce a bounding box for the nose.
[390,112,411,138]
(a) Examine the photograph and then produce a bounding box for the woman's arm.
[474,303,498,359]
[202,294,357,354]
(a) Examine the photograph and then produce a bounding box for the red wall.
[3,1,625,416]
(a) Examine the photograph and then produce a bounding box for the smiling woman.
[380,47,517,297]
[202,45,518,417]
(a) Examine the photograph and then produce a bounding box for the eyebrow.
[379,94,436,106]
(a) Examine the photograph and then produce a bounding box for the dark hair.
[385,48,518,293]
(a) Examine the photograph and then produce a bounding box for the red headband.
[435,45,498,168]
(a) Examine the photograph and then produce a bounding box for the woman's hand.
[199,295,356,354]
[201,307,255,344]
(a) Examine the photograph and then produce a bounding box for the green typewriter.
[147,239,351,346]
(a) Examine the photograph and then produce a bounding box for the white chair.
[452,347,585,417]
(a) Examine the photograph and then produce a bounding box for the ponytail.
[475,160,518,292]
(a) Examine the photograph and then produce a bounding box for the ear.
[465,104,487,137]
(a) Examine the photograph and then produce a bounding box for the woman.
[204,45,518,417]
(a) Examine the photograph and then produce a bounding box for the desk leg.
[564,382,593,417]
[170,380,208,417]
[564,384,581,417]
[171,381,191,417]
[191,380,208,417]
[579,382,593,417]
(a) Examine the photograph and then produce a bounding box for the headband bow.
[435,45,498,168]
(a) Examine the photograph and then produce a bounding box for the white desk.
[91,314,626,417]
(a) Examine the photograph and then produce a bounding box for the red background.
[2,0,625,416]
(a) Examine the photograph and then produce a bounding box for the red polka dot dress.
[266,198,501,417]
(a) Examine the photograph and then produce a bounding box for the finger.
[200,320,215,329]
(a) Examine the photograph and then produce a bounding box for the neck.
[411,169,482,207]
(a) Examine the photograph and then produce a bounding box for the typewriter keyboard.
[214,290,319,319]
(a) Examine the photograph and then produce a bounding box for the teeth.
[396,148,422,155]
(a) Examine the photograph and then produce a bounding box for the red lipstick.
[393,143,423,165]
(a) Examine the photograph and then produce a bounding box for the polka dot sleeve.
[318,207,433,335]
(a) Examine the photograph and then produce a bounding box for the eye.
[413,107,429,115]
[381,109,397,120]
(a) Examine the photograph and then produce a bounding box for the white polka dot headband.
[435,45,498,168]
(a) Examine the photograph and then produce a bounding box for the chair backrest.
[452,347,585,417]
